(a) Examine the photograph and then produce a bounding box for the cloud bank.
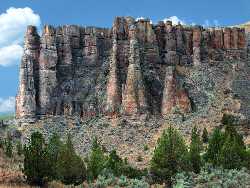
[0,97,15,113]
[0,7,41,67]
[163,16,186,25]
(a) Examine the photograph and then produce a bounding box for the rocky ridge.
[16,17,248,121]
[15,17,250,166]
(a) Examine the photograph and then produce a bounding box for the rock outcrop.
[16,17,250,123]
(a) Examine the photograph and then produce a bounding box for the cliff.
[16,17,249,123]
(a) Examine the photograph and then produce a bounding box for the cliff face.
[16,17,250,124]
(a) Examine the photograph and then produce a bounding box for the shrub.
[105,150,123,176]
[57,134,86,185]
[143,144,149,151]
[202,128,209,143]
[221,114,235,125]
[129,178,150,188]
[0,138,4,148]
[150,126,189,185]
[23,132,49,186]
[189,126,202,173]
[117,175,128,187]
[137,155,143,162]
[16,140,23,156]
[121,163,147,179]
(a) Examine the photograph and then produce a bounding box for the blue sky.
[0,0,249,113]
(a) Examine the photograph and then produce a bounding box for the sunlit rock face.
[16,17,250,123]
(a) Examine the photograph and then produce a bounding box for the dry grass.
[0,149,25,187]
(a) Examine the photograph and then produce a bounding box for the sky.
[0,0,249,114]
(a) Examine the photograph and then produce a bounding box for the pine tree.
[204,127,224,167]
[219,136,244,169]
[23,132,49,186]
[46,133,63,180]
[4,137,13,158]
[57,134,86,185]
[150,126,189,185]
[87,137,107,181]
[105,149,123,176]
[189,126,202,173]
[219,125,246,169]
[202,127,209,143]
[16,140,23,156]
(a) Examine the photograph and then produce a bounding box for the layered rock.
[16,26,40,119]
[161,66,191,116]
[106,40,122,115]
[16,17,249,122]
[122,26,147,115]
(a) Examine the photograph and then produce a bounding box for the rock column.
[16,26,40,119]
[39,25,58,115]
[122,26,147,115]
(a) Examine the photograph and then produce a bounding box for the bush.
[105,150,123,176]
[23,132,49,186]
[202,128,209,143]
[117,175,128,187]
[150,126,189,185]
[143,144,149,151]
[221,114,236,125]
[57,134,86,185]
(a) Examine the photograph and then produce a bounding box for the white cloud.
[0,44,23,66]
[203,19,220,27]
[0,7,41,67]
[163,16,185,25]
[0,97,15,113]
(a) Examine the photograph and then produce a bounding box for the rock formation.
[16,17,250,123]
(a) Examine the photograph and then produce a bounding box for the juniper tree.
[57,134,86,185]
[150,126,189,185]
[86,137,107,181]
[204,127,224,167]
[4,137,13,158]
[202,127,209,143]
[219,125,246,169]
[16,140,23,156]
[46,133,63,180]
[105,149,123,176]
[23,132,49,186]
[189,126,202,173]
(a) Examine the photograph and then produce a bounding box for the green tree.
[150,126,189,185]
[219,136,245,169]
[57,134,86,185]
[4,137,13,158]
[23,132,49,186]
[204,127,224,166]
[46,133,63,180]
[189,126,202,173]
[219,125,246,169]
[105,149,123,176]
[202,127,209,143]
[87,137,107,181]
[221,114,235,126]
[16,140,23,156]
